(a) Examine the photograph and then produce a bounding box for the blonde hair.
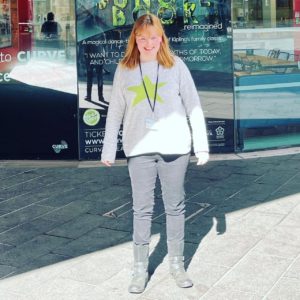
[121,14,174,69]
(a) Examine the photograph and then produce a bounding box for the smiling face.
[135,26,162,62]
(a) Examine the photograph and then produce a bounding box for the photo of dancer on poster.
[83,33,110,109]
[76,0,113,110]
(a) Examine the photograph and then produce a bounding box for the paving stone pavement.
[0,147,300,300]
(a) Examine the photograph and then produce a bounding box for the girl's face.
[135,26,162,62]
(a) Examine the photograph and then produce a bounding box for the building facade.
[0,0,299,159]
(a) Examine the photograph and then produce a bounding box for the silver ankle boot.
[168,240,193,288]
[128,243,149,294]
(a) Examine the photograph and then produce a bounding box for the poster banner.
[0,0,78,159]
[77,0,234,160]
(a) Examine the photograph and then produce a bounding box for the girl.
[101,13,209,293]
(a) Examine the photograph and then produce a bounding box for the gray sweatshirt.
[101,56,208,163]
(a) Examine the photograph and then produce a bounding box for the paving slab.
[0,255,87,294]
[0,205,55,232]
[0,243,14,253]
[191,232,261,267]
[40,200,95,223]
[0,234,71,268]
[0,290,31,300]
[251,237,300,259]
[0,264,16,279]
[200,286,261,300]
[216,253,293,296]
[47,214,109,239]
[52,227,131,258]
[0,218,60,246]
[265,277,300,300]
[0,184,76,212]
[284,256,300,280]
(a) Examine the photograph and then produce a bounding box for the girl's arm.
[178,58,209,163]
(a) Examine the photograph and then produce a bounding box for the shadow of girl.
[147,205,226,278]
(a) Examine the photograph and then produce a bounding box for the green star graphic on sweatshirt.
[128,76,167,107]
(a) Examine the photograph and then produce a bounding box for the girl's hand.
[101,160,113,167]
[196,152,209,166]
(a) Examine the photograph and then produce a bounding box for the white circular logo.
[83,109,100,126]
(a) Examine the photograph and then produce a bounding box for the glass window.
[0,0,11,48]
[0,0,76,91]
[0,0,78,159]
[233,0,300,151]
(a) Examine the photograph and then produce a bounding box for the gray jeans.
[128,153,190,245]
